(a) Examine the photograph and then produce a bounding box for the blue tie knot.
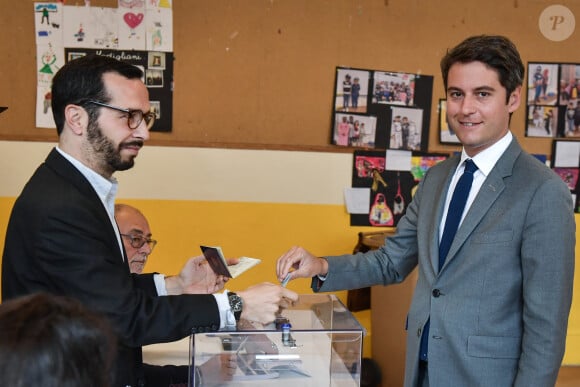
[464,159,478,174]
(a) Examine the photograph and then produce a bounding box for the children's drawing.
[124,12,144,35]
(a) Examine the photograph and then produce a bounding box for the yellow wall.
[566,237,580,364]
[0,196,375,357]
[0,142,578,363]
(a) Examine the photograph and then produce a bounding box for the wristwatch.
[227,291,243,321]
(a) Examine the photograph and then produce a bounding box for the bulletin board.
[1,0,580,156]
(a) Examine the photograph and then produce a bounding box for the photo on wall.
[559,63,580,137]
[526,105,558,138]
[559,64,580,105]
[525,61,580,139]
[388,106,423,151]
[332,113,377,148]
[334,67,371,114]
[330,66,433,150]
[372,71,415,105]
[527,62,559,106]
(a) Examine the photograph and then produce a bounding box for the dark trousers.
[418,360,429,387]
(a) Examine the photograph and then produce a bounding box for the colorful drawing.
[74,24,85,42]
[124,12,144,36]
[39,44,57,75]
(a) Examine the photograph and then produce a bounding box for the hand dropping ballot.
[201,246,261,278]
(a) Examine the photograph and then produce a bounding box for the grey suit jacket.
[316,139,575,387]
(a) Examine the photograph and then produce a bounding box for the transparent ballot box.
[189,294,365,386]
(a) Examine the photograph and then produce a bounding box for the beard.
[86,120,142,173]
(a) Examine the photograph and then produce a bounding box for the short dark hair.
[440,35,524,103]
[0,292,117,387]
[51,54,143,135]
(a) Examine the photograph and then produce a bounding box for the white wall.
[0,141,353,204]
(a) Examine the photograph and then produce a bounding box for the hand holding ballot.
[201,246,261,279]
[276,246,329,285]
[237,283,299,324]
[170,255,233,295]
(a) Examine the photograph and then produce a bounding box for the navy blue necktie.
[438,159,478,269]
[419,159,478,361]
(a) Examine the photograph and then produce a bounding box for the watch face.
[229,294,243,312]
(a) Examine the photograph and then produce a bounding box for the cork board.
[1,0,578,156]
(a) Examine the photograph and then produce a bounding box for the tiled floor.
[556,366,580,387]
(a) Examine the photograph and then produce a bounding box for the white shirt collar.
[55,146,118,217]
[459,131,512,177]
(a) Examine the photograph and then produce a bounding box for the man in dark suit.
[276,35,575,387]
[2,54,298,387]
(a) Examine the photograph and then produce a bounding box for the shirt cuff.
[214,291,237,329]
[154,273,167,296]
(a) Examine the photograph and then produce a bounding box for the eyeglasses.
[120,234,157,251]
[87,100,156,130]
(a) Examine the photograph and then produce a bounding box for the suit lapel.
[440,140,521,271]
[45,148,126,265]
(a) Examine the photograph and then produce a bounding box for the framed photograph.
[527,62,559,106]
[559,64,580,105]
[334,67,371,114]
[145,69,164,87]
[148,52,166,69]
[67,52,85,61]
[560,65,580,137]
[438,99,460,144]
[372,71,415,106]
[525,105,558,138]
[389,106,423,151]
[150,100,161,119]
[332,113,377,148]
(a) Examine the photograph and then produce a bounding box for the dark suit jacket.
[2,148,220,387]
[315,139,575,387]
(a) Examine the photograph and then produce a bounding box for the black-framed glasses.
[87,100,156,130]
[120,234,157,251]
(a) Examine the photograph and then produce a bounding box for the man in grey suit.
[276,35,575,387]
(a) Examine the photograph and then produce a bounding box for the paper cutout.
[344,188,371,214]
[369,193,394,226]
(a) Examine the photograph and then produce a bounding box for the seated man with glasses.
[115,203,234,291]
[115,203,158,274]
[115,203,239,386]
